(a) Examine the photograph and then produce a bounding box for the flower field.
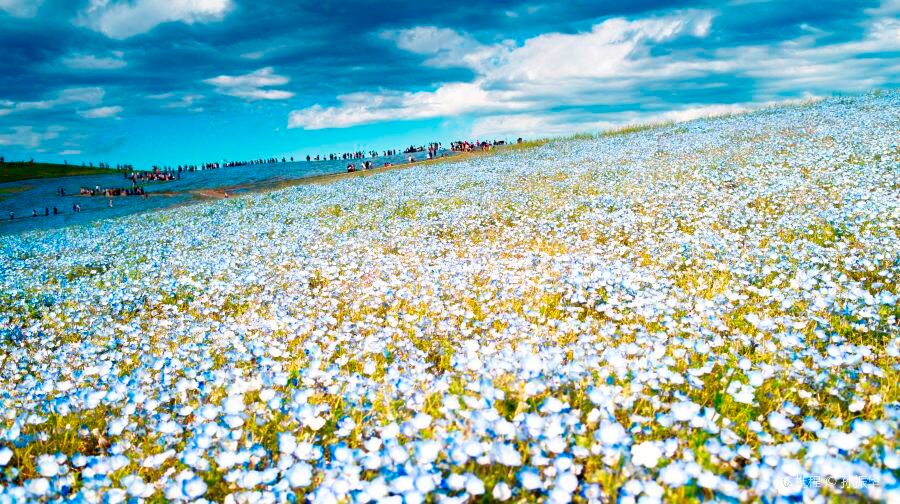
[0,93,897,503]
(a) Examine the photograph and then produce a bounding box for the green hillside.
[0,161,120,184]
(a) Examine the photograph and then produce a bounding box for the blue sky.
[0,0,897,167]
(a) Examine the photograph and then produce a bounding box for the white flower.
[183,475,207,499]
[415,474,435,493]
[36,454,59,477]
[660,463,688,487]
[727,382,755,404]
[829,432,860,451]
[223,395,244,416]
[122,475,148,497]
[279,433,297,454]
[801,418,822,432]
[597,420,627,446]
[410,413,432,431]
[492,481,512,501]
[556,472,578,493]
[447,473,467,490]
[0,447,13,466]
[767,412,793,434]
[519,469,542,490]
[631,442,662,468]
[305,416,327,431]
[493,443,522,466]
[671,401,700,422]
[286,462,312,487]
[466,474,485,495]
[26,478,50,497]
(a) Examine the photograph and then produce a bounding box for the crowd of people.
[450,139,508,152]
[79,186,147,197]
[126,167,178,183]
[166,139,514,171]
[75,167,175,198]
[346,160,403,172]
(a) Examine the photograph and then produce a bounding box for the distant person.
[9,212,13,220]
[32,209,37,218]
[108,199,113,208]
[53,207,58,215]
[44,207,49,216]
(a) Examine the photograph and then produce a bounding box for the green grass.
[0,162,120,184]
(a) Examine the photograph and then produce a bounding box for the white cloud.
[290,11,715,130]
[0,125,64,149]
[379,26,507,71]
[79,0,232,39]
[59,149,82,155]
[63,53,127,70]
[491,11,713,84]
[289,82,532,129]
[78,105,122,119]
[0,0,43,17]
[714,17,900,94]
[290,7,897,132]
[0,88,105,116]
[866,0,900,16]
[204,67,294,101]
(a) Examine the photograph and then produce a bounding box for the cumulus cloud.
[0,125,64,149]
[379,26,507,71]
[63,53,127,70]
[289,82,534,129]
[289,6,896,132]
[78,105,122,119]
[492,10,713,85]
[204,67,294,101]
[0,0,43,18]
[290,10,715,130]
[79,0,232,39]
[714,17,900,94]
